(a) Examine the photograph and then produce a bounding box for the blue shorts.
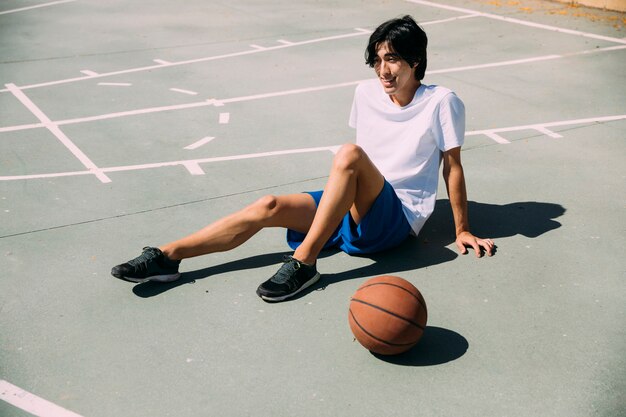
[286,180,411,255]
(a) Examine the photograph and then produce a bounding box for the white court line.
[0,44,623,135]
[534,126,563,138]
[0,27,370,92]
[170,88,198,96]
[407,0,626,45]
[219,113,230,124]
[0,0,77,16]
[466,114,626,143]
[277,40,293,45]
[154,59,171,65]
[1,115,624,182]
[0,379,84,417]
[98,82,132,87]
[4,83,111,183]
[184,136,215,150]
[420,13,481,26]
[249,44,266,50]
[3,43,623,135]
[0,15,468,94]
[481,131,510,144]
[53,99,217,126]
[80,70,98,76]
[182,161,205,175]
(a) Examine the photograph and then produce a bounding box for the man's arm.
[442,146,495,257]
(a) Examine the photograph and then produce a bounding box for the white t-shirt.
[349,79,465,235]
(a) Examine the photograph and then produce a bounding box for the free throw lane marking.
[5,83,111,183]
[0,379,84,417]
[184,136,215,150]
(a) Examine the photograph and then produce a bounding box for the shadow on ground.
[372,326,469,366]
[132,199,565,298]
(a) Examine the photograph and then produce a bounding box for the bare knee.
[333,144,365,171]
[246,194,280,223]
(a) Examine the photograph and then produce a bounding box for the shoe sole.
[259,272,321,302]
[112,272,181,283]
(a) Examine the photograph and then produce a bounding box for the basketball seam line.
[350,298,426,330]
[357,282,425,308]
[349,309,420,347]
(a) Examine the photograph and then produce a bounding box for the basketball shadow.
[372,326,468,366]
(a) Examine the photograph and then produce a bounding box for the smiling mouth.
[380,77,396,87]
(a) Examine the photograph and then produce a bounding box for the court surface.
[1,0,625,416]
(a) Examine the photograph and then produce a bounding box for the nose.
[378,60,390,76]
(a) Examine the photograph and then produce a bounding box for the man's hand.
[455,231,495,257]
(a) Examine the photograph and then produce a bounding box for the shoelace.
[271,255,301,284]
[127,247,160,271]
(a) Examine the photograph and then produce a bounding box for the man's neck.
[389,81,421,107]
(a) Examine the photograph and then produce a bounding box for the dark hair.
[365,15,428,80]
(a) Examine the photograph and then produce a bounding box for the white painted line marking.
[354,28,372,33]
[170,88,198,96]
[55,99,217,126]
[219,113,230,124]
[0,379,84,417]
[80,70,98,76]
[0,122,45,133]
[2,114,625,182]
[97,82,132,87]
[328,146,342,154]
[481,131,511,144]
[533,126,563,138]
[420,13,481,26]
[183,162,205,175]
[0,28,373,93]
[220,80,363,105]
[153,59,171,65]
[428,54,563,75]
[0,44,623,134]
[0,0,77,15]
[249,44,266,50]
[5,83,111,183]
[406,0,626,45]
[277,39,293,45]
[184,136,215,150]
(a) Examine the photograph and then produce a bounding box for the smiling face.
[373,41,421,107]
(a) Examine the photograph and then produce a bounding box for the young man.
[111,15,495,301]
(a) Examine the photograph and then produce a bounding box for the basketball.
[348,275,427,355]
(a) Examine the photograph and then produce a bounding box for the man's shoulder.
[422,84,455,99]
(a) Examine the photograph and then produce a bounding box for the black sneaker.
[256,255,321,302]
[111,247,181,283]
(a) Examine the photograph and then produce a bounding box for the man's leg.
[256,144,385,301]
[292,143,385,264]
[111,193,317,282]
[161,193,317,260]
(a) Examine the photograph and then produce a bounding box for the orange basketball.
[348,275,427,355]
